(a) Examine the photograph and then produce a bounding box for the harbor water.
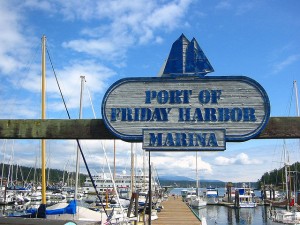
[170,188,282,225]
[194,205,278,225]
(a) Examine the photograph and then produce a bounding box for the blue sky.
[0,0,299,183]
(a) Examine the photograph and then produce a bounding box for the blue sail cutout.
[162,34,214,77]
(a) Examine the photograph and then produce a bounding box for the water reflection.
[193,205,279,225]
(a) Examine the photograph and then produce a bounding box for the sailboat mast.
[75,75,85,201]
[294,80,299,116]
[196,152,199,196]
[293,80,299,205]
[130,143,135,197]
[283,140,290,210]
[113,139,116,181]
[41,35,47,205]
[143,146,146,191]
[1,139,7,187]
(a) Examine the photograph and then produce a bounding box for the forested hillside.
[0,163,87,186]
[257,162,300,190]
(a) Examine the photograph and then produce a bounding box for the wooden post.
[134,192,139,225]
[263,186,266,201]
[235,189,239,208]
[227,182,233,202]
[106,190,108,209]
[0,117,298,140]
[143,193,149,223]
[127,193,135,218]
[148,151,152,225]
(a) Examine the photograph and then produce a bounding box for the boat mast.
[41,35,47,207]
[143,145,146,191]
[113,139,116,196]
[294,80,299,205]
[130,143,135,197]
[75,75,85,201]
[0,139,7,187]
[283,140,289,210]
[196,152,199,197]
[113,139,116,181]
[294,80,299,116]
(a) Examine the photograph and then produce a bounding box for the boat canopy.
[27,200,77,215]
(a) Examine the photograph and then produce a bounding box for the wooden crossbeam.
[0,117,298,140]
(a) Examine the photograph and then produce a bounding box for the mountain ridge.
[158,175,224,183]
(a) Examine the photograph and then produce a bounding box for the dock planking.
[153,197,202,225]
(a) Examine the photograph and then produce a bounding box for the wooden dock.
[152,197,202,225]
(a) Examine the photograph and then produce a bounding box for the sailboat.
[24,36,133,224]
[268,80,300,224]
[267,139,300,223]
[189,152,207,208]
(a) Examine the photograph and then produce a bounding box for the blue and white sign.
[101,76,270,151]
[143,128,226,151]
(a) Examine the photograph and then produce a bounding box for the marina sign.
[101,76,270,151]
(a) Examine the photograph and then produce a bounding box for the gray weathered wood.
[256,117,300,139]
[102,77,270,141]
[0,119,114,139]
[0,117,298,140]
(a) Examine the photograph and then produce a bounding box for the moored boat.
[204,186,219,204]
[234,187,257,208]
[185,189,197,203]
[82,170,150,196]
[268,209,300,224]
[0,192,15,205]
[189,194,207,208]
[188,152,207,208]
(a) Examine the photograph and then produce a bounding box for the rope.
[85,80,97,118]
[85,80,128,219]
[46,48,71,120]
[46,47,110,219]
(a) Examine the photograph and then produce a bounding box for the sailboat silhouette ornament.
[161,34,214,77]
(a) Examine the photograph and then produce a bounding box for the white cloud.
[58,0,97,21]
[61,0,192,62]
[143,0,191,30]
[0,0,193,73]
[215,1,255,15]
[155,36,164,44]
[0,98,40,119]
[214,153,262,166]
[62,38,129,62]
[272,54,300,74]
[22,0,54,11]
[0,2,33,74]
[18,60,115,112]
[151,154,213,178]
[235,2,255,15]
[75,142,214,179]
[215,0,232,10]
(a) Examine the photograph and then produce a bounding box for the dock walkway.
[153,197,202,225]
